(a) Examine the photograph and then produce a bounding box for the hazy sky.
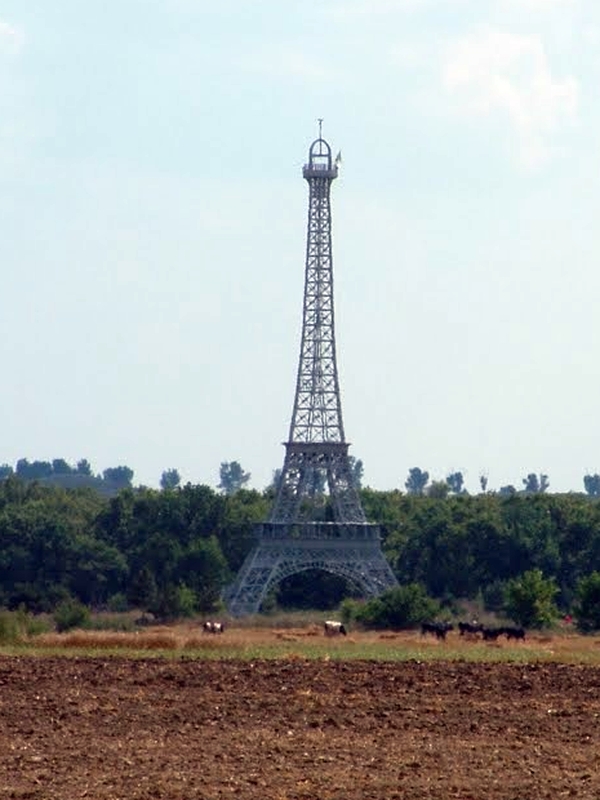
[2,0,599,494]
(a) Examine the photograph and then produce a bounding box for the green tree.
[177,536,229,611]
[0,465,13,480]
[150,583,197,620]
[583,475,600,497]
[128,566,158,610]
[446,472,466,495]
[16,459,53,480]
[573,572,600,632]
[427,481,450,499]
[103,466,134,489]
[522,473,550,494]
[268,468,282,493]
[160,469,181,490]
[349,456,364,489]
[68,536,128,606]
[52,459,73,475]
[76,459,93,476]
[305,466,326,495]
[503,569,558,628]
[404,467,429,496]
[218,461,251,495]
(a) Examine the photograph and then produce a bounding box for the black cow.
[421,621,453,640]
[482,626,503,641]
[458,621,484,636]
[502,626,525,641]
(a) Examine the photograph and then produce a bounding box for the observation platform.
[257,521,382,542]
[303,137,338,180]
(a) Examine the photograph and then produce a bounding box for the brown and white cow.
[324,620,347,636]
[203,621,225,634]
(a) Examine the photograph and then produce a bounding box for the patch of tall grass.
[0,609,52,644]
[84,613,138,632]
[36,629,181,651]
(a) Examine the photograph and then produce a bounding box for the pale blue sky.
[2,0,599,493]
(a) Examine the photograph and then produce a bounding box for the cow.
[482,626,503,641]
[324,620,347,636]
[458,621,484,636]
[421,621,453,640]
[203,621,225,634]
[502,626,525,641]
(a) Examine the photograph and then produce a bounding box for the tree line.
[4,457,600,497]
[3,471,600,628]
[403,467,600,497]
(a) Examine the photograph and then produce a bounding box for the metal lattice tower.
[225,128,398,616]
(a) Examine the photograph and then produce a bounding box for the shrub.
[573,572,600,633]
[0,609,52,643]
[0,610,22,644]
[503,569,558,629]
[344,584,440,630]
[53,599,90,632]
[150,583,197,621]
[106,593,129,613]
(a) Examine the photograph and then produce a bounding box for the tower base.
[224,522,398,617]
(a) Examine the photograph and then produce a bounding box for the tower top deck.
[303,137,338,180]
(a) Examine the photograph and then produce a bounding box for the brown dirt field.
[2,656,600,799]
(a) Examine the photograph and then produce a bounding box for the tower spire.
[225,132,398,616]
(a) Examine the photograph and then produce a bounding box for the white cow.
[324,620,347,636]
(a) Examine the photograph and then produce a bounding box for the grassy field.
[2,617,599,663]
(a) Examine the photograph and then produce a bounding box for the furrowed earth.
[2,638,600,800]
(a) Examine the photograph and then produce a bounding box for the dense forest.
[3,462,600,627]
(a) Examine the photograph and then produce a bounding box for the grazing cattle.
[503,626,525,641]
[458,621,484,636]
[203,621,225,634]
[324,620,347,636]
[421,621,453,640]
[482,626,503,641]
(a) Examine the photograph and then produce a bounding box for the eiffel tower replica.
[226,126,398,616]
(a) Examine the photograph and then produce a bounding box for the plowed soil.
[2,655,600,799]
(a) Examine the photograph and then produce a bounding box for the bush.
[503,569,558,629]
[343,584,440,630]
[573,572,600,633]
[0,608,52,643]
[53,599,90,632]
[0,610,22,644]
[106,593,129,613]
[150,583,197,621]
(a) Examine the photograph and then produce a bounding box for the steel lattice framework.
[225,132,398,616]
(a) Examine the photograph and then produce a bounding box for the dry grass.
[17,622,600,664]
[36,628,181,651]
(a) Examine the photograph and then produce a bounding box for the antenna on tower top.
[318,117,323,139]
